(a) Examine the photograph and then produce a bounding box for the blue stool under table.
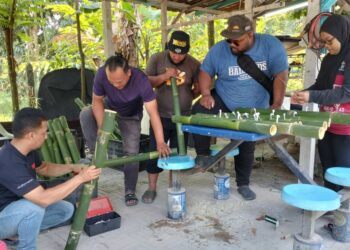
[282,183,340,249]
[325,167,350,242]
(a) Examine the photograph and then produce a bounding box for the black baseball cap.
[167,31,190,54]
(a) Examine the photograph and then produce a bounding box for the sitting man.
[0,107,101,249]
[80,54,170,206]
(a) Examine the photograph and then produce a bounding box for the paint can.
[214,173,230,200]
[167,187,186,220]
[330,208,350,242]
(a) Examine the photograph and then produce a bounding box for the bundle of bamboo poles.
[39,116,80,164]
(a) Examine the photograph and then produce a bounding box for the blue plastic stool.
[325,167,350,242]
[282,184,341,250]
[158,155,195,220]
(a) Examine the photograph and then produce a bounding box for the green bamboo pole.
[104,148,178,168]
[39,140,53,163]
[52,141,63,164]
[59,116,71,133]
[65,132,81,164]
[170,77,186,155]
[236,108,332,126]
[331,113,350,125]
[52,119,73,164]
[65,109,117,250]
[74,97,86,110]
[172,115,277,136]
[45,135,55,163]
[263,121,325,139]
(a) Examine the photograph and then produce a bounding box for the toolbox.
[84,196,121,237]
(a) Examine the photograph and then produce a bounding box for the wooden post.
[160,0,168,50]
[207,21,215,49]
[299,0,321,179]
[102,0,114,57]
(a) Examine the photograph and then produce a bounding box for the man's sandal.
[142,190,157,204]
[125,193,138,206]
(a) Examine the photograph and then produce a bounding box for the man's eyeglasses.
[226,35,248,47]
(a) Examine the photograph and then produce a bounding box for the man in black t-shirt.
[0,108,101,249]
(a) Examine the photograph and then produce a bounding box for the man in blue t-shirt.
[193,15,289,200]
[80,55,170,207]
[0,108,101,249]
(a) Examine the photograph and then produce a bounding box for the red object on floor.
[0,240,7,250]
[86,196,114,218]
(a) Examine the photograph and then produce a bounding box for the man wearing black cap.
[193,15,289,200]
[142,31,200,203]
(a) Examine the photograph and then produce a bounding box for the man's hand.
[291,91,310,104]
[199,94,215,110]
[157,142,171,158]
[164,67,178,79]
[76,165,101,183]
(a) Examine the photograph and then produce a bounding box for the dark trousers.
[146,117,188,174]
[318,131,350,191]
[192,90,255,186]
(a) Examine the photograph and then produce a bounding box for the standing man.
[193,15,289,200]
[142,31,200,203]
[80,55,170,207]
[0,108,101,249]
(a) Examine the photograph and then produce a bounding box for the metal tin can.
[167,188,186,220]
[214,174,230,200]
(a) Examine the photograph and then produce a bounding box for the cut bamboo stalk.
[52,119,73,164]
[172,115,277,136]
[65,132,81,164]
[170,77,186,155]
[59,116,71,133]
[104,148,178,168]
[65,109,117,250]
[39,140,53,163]
[52,141,63,164]
[45,135,55,163]
[74,97,86,110]
[331,113,350,125]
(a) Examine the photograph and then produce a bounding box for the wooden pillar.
[102,0,114,57]
[299,0,321,179]
[245,0,253,19]
[161,0,168,50]
[207,21,215,49]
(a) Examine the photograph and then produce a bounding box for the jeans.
[192,89,255,186]
[80,106,142,193]
[0,199,74,250]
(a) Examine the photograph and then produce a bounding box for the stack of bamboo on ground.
[172,108,350,140]
[39,116,80,164]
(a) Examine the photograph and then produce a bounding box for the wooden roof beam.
[125,0,226,15]
[152,1,285,31]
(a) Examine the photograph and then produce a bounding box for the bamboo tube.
[104,148,178,168]
[74,97,86,110]
[172,115,277,136]
[59,116,71,133]
[263,121,325,139]
[39,140,53,163]
[331,113,350,125]
[170,77,186,155]
[65,132,81,164]
[45,135,55,163]
[52,119,73,164]
[52,141,63,164]
[65,110,116,250]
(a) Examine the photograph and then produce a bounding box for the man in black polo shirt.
[0,108,101,249]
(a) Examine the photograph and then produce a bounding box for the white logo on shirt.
[17,179,34,189]
[228,61,267,79]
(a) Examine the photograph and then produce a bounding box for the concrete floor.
[35,143,349,250]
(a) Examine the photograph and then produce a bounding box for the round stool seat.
[210,145,239,158]
[158,155,195,170]
[282,184,340,211]
[325,167,350,187]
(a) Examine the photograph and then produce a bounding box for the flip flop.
[125,193,138,206]
[141,190,157,204]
